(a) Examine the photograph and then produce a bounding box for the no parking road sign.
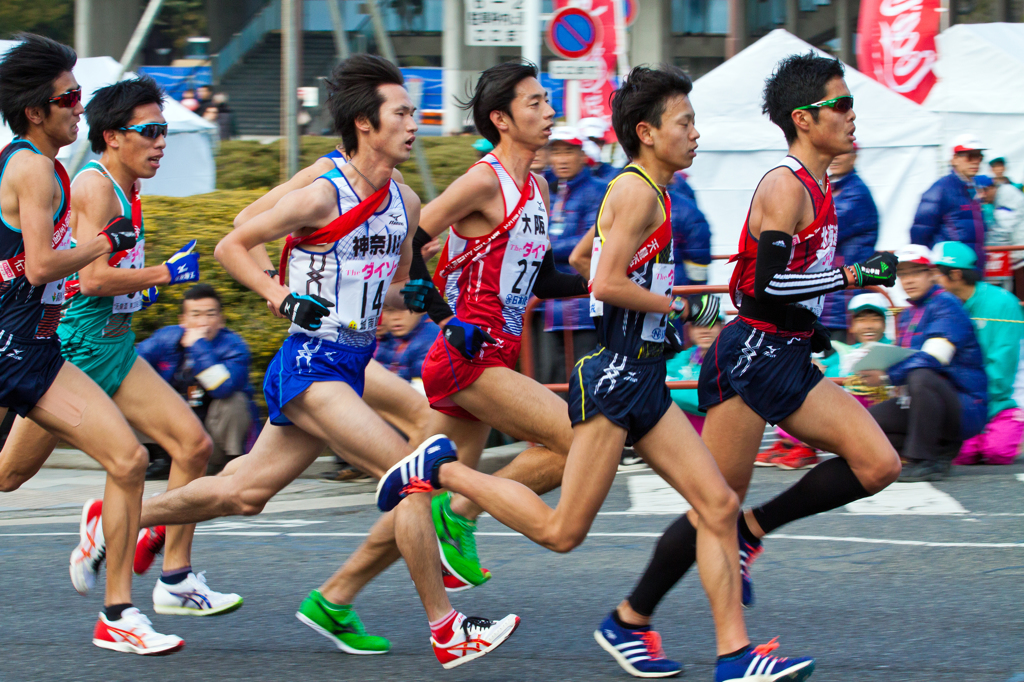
[545,7,602,60]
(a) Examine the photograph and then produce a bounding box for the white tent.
[925,23,1024,177]
[0,42,216,197]
[686,29,943,285]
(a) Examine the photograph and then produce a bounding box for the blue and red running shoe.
[593,613,682,678]
[376,435,457,512]
[715,638,814,682]
[740,530,763,608]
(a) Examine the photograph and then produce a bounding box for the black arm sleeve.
[423,287,455,325]
[532,250,590,300]
[410,226,434,282]
[754,230,849,304]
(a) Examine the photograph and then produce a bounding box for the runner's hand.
[443,318,496,359]
[669,294,720,326]
[280,293,332,331]
[101,216,137,253]
[141,286,159,310]
[848,252,898,288]
[664,323,685,357]
[401,278,434,313]
[165,240,200,285]
[811,321,832,353]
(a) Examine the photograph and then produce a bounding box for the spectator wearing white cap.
[862,245,988,481]
[532,126,605,386]
[974,173,1024,297]
[910,134,986,275]
[577,116,619,184]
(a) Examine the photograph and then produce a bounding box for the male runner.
[0,75,242,616]
[0,34,182,653]
[380,65,816,681]
[595,53,903,675]
[102,54,519,668]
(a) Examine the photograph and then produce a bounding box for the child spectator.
[375,306,440,391]
[666,310,724,434]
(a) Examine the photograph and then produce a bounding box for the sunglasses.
[794,95,854,113]
[119,123,169,139]
[48,86,82,109]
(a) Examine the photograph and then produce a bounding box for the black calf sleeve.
[751,456,870,536]
[627,514,698,617]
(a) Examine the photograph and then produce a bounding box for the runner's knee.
[180,431,213,472]
[233,485,270,516]
[544,520,589,553]
[701,485,740,534]
[0,469,27,492]
[860,445,902,494]
[108,443,149,486]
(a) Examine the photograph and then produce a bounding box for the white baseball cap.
[951,134,985,154]
[549,126,584,146]
[894,244,934,266]
[578,117,609,140]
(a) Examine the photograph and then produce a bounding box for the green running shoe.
[296,590,390,655]
[432,492,491,590]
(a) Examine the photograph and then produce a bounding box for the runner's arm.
[73,173,171,297]
[215,181,336,310]
[591,177,674,315]
[418,164,500,238]
[532,250,588,299]
[569,226,595,278]
[384,186,420,309]
[13,153,111,285]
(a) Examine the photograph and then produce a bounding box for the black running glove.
[848,252,898,288]
[101,216,138,253]
[444,318,496,359]
[810,321,832,354]
[280,293,332,331]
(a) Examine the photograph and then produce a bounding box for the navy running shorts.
[569,346,673,446]
[0,331,65,418]
[264,334,376,426]
[698,319,824,425]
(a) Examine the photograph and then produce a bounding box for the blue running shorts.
[0,331,65,417]
[264,334,376,426]
[569,346,673,446]
[698,319,824,425]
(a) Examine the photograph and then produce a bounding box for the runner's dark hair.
[611,65,692,160]
[458,60,538,146]
[325,54,405,155]
[763,52,845,144]
[86,76,165,153]
[183,283,222,308]
[0,33,77,136]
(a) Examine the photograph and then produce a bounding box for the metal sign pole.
[523,0,541,67]
[282,0,300,179]
[327,0,350,60]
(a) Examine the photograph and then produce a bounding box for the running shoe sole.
[753,459,777,467]
[439,547,475,592]
[375,434,449,510]
[295,612,388,655]
[440,615,521,670]
[617,463,650,473]
[70,499,100,596]
[592,629,682,678]
[153,597,244,617]
[92,637,184,656]
[774,460,818,471]
[719,659,814,682]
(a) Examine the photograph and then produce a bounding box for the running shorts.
[698,319,824,425]
[0,331,65,417]
[264,334,375,426]
[421,330,521,421]
[568,346,673,446]
[59,332,138,397]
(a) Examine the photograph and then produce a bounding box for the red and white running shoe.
[773,445,820,470]
[92,607,184,655]
[134,526,166,575]
[432,613,520,669]
[70,499,105,595]
[755,441,790,468]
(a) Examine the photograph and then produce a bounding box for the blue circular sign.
[546,7,602,60]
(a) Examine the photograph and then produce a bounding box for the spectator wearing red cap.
[910,134,986,275]
[578,117,619,184]
[533,126,605,385]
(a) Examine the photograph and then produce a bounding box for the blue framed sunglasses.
[119,122,168,139]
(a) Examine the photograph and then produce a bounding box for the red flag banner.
[857,0,940,104]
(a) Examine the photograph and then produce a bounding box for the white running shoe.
[70,499,105,595]
[431,613,520,669]
[152,571,244,616]
[92,607,184,655]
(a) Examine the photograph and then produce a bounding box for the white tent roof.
[0,41,216,196]
[925,23,1024,114]
[684,29,943,285]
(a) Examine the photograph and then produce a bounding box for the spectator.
[180,88,199,112]
[989,157,1022,190]
[932,241,1024,465]
[375,306,440,388]
[821,146,879,343]
[975,174,1024,297]
[666,309,724,434]
[212,92,234,141]
[667,172,711,288]
[578,117,619,184]
[838,293,894,409]
[472,137,493,159]
[910,134,986,275]
[534,127,603,385]
[202,105,219,125]
[195,84,213,117]
[863,245,987,482]
[136,284,254,475]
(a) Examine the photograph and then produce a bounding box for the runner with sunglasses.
[0,34,184,654]
[0,75,243,621]
[592,53,903,676]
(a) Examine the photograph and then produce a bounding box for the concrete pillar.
[443,0,499,135]
[836,0,852,64]
[785,0,799,35]
[629,0,671,67]
[726,0,747,58]
[75,0,140,59]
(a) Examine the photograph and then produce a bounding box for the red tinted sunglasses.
[48,87,82,109]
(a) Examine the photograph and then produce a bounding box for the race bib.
[339,257,400,332]
[41,212,74,306]
[589,239,603,317]
[112,239,145,314]
[499,236,547,311]
[641,263,674,342]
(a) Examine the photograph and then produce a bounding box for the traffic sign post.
[545,7,602,59]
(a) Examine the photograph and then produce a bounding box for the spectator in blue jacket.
[667,172,712,287]
[579,117,619,185]
[821,147,879,341]
[375,306,440,385]
[137,284,254,474]
[534,127,604,385]
[863,246,987,482]
[910,134,986,275]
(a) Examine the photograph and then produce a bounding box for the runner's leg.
[116,357,213,571]
[362,359,433,444]
[26,363,148,607]
[0,415,59,492]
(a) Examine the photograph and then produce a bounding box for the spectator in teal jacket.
[666,306,724,434]
[934,241,1024,465]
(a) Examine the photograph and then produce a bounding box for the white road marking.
[625,475,692,514]
[845,482,968,515]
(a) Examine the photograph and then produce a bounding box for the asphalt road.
[2,465,1023,682]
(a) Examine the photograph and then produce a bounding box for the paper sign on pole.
[549,60,604,80]
[466,0,524,46]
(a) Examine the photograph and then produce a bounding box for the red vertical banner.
[555,0,621,138]
[856,0,940,104]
